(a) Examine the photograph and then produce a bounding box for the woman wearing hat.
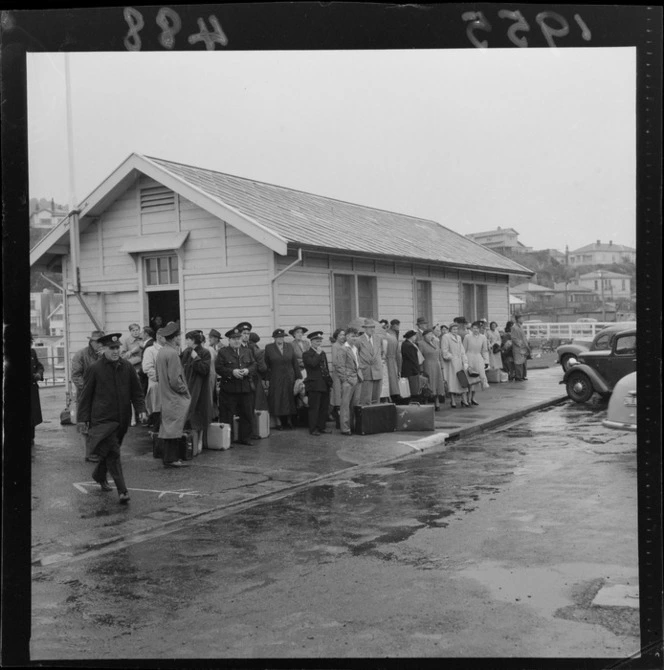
[30,336,44,445]
[400,330,422,397]
[418,329,446,410]
[463,320,490,406]
[181,330,213,453]
[288,326,310,371]
[442,323,470,408]
[264,328,301,430]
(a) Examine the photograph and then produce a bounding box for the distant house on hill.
[465,227,531,254]
[575,270,632,300]
[568,240,636,266]
[30,199,68,229]
[30,153,533,355]
[510,282,555,307]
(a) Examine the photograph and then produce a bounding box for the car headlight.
[568,357,579,367]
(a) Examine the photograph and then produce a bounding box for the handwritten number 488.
[123,7,229,51]
[462,10,591,49]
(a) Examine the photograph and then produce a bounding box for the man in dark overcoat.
[302,331,333,436]
[216,327,257,446]
[77,333,147,503]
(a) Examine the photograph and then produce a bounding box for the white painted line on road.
[398,432,449,452]
[73,482,204,498]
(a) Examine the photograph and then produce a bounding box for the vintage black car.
[561,328,637,403]
[556,322,636,372]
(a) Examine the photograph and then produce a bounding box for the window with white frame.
[333,273,377,328]
[145,255,179,286]
[415,280,432,324]
[462,283,488,322]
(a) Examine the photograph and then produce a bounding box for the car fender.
[556,344,588,363]
[561,363,611,395]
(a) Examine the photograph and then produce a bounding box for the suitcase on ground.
[252,410,270,438]
[457,369,482,389]
[151,431,163,459]
[398,377,411,399]
[206,423,231,450]
[178,431,194,461]
[353,403,397,435]
[486,368,508,383]
[395,402,435,431]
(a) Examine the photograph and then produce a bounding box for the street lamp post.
[598,271,606,321]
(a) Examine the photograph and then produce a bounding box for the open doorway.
[147,290,180,331]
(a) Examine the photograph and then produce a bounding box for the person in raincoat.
[441,323,470,408]
[264,328,301,430]
[510,314,530,381]
[486,321,503,371]
[142,328,164,430]
[383,323,402,402]
[31,336,44,445]
[463,320,491,406]
[76,333,147,503]
[418,329,446,410]
[289,326,310,371]
[181,330,212,454]
[156,323,191,467]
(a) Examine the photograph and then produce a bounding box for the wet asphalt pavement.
[31,400,638,660]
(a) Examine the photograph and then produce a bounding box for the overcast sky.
[27,47,636,252]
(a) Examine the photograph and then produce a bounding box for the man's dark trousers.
[307,390,330,434]
[92,433,127,494]
[219,391,253,442]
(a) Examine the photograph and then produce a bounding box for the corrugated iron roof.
[146,156,531,275]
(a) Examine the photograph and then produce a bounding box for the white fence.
[521,321,634,342]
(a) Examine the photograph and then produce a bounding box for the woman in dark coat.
[264,328,302,429]
[181,330,212,452]
[249,332,269,412]
[31,338,44,444]
[400,330,422,397]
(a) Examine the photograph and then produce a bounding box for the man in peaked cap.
[77,333,147,503]
[302,331,333,436]
[235,322,253,349]
[71,329,106,462]
[215,327,257,446]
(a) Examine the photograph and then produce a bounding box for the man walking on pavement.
[156,323,192,467]
[302,331,333,436]
[71,329,105,462]
[76,333,147,504]
[357,319,383,405]
[216,327,257,446]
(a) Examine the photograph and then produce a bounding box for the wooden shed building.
[30,153,533,354]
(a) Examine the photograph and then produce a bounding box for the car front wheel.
[566,371,595,403]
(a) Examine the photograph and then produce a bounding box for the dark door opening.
[148,291,180,331]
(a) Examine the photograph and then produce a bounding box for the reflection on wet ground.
[32,402,636,659]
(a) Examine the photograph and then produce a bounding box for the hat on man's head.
[453,316,468,325]
[363,319,376,328]
[403,330,417,340]
[88,330,105,341]
[249,332,260,344]
[288,326,308,336]
[161,322,180,338]
[272,328,287,338]
[98,333,123,348]
[236,322,252,332]
[209,329,222,339]
[307,331,324,341]
[390,319,400,326]
[225,327,243,339]
[416,316,428,325]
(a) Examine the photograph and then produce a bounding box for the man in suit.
[215,327,257,446]
[356,319,383,405]
[302,331,333,437]
[337,327,363,435]
[415,316,429,342]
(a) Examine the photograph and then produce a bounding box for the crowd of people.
[63,313,531,503]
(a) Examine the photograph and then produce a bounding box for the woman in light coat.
[441,323,469,408]
[486,321,503,370]
[142,330,164,429]
[463,320,490,406]
[418,329,446,410]
[329,329,346,428]
[383,326,402,401]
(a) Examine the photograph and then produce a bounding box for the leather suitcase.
[206,423,231,450]
[353,403,397,435]
[486,368,508,383]
[252,410,270,438]
[151,431,163,459]
[398,377,411,399]
[456,370,482,389]
[395,402,435,431]
[178,431,194,461]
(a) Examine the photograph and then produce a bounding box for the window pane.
[158,257,169,284]
[357,275,376,319]
[147,258,158,286]
[462,283,474,321]
[416,281,432,324]
[169,255,178,284]
[476,285,488,322]
[334,275,353,330]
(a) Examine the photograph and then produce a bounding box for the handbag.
[492,342,501,354]
[419,374,433,398]
[467,367,480,377]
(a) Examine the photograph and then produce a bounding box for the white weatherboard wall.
[487,283,510,327]
[377,275,414,328]
[432,279,461,327]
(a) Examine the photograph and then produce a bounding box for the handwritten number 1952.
[463,10,591,48]
[123,7,228,51]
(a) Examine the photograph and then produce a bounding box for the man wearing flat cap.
[215,327,257,446]
[77,333,147,503]
[155,323,192,467]
[71,329,105,462]
[356,319,383,405]
[302,331,333,436]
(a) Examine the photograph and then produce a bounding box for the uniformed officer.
[302,331,333,437]
[215,327,257,446]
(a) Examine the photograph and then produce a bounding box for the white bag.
[206,423,231,450]
[252,410,270,438]
[398,377,411,398]
[380,361,390,398]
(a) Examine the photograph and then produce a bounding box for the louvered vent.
[140,185,175,212]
